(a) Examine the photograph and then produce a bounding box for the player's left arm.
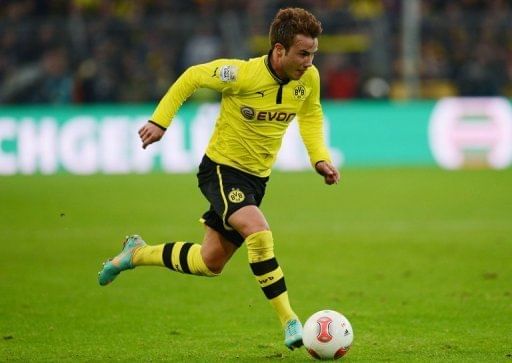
[314,160,340,185]
[297,66,340,185]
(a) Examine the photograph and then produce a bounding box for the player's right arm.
[139,59,243,149]
[139,121,166,149]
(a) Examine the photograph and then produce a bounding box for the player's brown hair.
[269,8,322,50]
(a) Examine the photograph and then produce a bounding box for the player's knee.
[200,229,238,275]
[228,206,270,239]
[201,246,230,275]
[202,255,225,275]
[232,221,270,240]
[242,225,270,239]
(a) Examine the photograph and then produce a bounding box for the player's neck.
[268,49,288,83]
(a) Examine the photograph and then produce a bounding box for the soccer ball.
[302,310,353,360]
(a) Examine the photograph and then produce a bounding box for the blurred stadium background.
[1,0,511,103]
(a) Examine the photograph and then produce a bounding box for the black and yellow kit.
[137,54,328,328]
[151,55,332,243]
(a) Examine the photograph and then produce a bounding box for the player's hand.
[138,121,166,149]
[315,161,340,185]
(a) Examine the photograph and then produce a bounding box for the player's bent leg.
[98,235,146,286]
[134,242,220,277]
[158,226,236,276]
[99,227,236,284]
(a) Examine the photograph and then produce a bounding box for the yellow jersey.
[151,55,331,177]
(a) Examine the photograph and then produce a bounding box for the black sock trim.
[262,276,287,299]
[250,258,278,276]
[163,242,175,270]
[179,242,193,274]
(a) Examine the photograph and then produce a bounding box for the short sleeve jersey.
[151,55,331,177]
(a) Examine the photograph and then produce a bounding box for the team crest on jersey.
[240,106,255,120]
[219,65,237,82]
[293,85,306,100]
[228,188,245,203]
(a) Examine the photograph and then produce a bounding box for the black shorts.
[197,154,269,246]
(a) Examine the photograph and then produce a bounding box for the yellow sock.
[133,242,217,277]
[164,241,218,276]
[246,231,297,327]
[270,292,296,326]
[132,244,165,266]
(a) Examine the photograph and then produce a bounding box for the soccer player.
[98,7,340,350]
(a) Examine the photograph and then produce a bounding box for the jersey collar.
[264,50,290,85]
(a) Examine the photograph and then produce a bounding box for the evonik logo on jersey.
[240,106,296,123]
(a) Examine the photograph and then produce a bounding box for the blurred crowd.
[0,0,511,104]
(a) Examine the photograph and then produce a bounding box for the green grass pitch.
[1,168,511,362]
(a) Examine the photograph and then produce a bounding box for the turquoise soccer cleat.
[284,318,303,350]
[98,235,146,286]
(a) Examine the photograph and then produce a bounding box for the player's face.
[277,34,318,80]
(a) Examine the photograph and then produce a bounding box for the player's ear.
[275,43,285,56]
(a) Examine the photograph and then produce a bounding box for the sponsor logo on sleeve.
[219,65,237,82]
